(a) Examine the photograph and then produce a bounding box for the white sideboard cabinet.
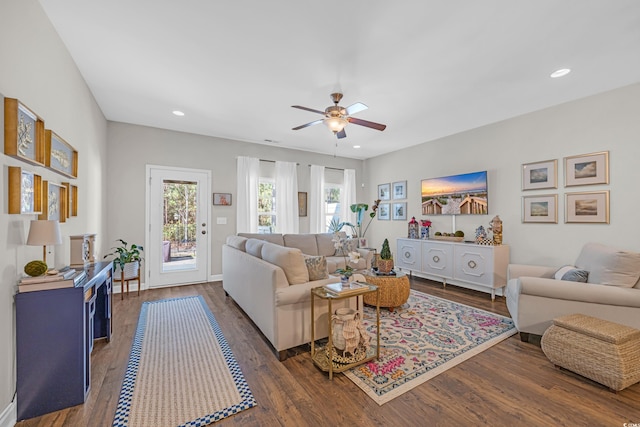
[396,238,510,300]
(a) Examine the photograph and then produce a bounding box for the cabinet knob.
[404,251,411,259]
[433,255,440,263]
[468,260,477,269]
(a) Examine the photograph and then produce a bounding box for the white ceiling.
[38,0,640,160]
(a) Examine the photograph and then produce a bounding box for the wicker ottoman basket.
[541,313,640,391]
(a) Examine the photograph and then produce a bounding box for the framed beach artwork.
[378,203,390,220]
[378,183,391,201]
[392,181,407,199]
[522,159,557,190]
[565,191,609,224]
[522,194,558,223]
[564,151,609,187]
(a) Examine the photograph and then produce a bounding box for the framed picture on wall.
[522,194,558,223]
[565,191,609,224]
[378,183,391,201]
[564,151,609,187]
[213,193,232,206]
[522,159,557,190]
[392,202,407,220]
[392,180,407,199]
[297,192,307,217]
[378,203,390,220]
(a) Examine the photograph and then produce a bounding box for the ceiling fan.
[291,92,386,139]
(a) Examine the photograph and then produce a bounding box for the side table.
[361,271,410,312]
[310,283,380,380]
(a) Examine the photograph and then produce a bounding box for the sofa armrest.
[508,263,557,280]
[515,276,640,308]
[356,248,374,269]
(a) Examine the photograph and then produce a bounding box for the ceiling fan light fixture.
[324,116,348,133]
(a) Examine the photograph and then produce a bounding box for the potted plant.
[348,199,381,247]
[104,239,144,279]
[377,238,394,273]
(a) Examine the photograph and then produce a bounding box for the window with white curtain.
[258,178,276,233]
[324,184,342,231]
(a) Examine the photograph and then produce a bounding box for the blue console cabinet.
[16,262,113,421]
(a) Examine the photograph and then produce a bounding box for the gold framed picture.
[298,192,307,217]
[45,130,78,178]
[39,181,68,222]
[564,151,609,187]
[565,191,610,224]
[4,98,45,166]
[62,182,79,217]
[522,159,557,190]
[8,166,42,214]
[522,194,558,223]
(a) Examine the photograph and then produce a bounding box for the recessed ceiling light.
[550,68,571,78]
[172,110,185,116]
[353,145,361,149]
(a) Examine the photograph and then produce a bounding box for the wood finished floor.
[16,277,640,427]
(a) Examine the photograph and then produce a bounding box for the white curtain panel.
[236,156,259,233]
[342,169,357,227]
[275,161,299,234]
[309,165,325,233]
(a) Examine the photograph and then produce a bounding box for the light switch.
[216,217,227,225]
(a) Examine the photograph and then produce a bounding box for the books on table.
[18,270,88,293]
[323,281,369,296]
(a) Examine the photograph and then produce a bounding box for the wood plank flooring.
[16,277,640,427]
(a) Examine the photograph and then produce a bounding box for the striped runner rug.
[113,296,256,427]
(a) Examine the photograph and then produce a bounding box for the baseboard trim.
[112,275,222,294]
[0,399,16,427]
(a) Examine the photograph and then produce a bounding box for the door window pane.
[162,180,197,271]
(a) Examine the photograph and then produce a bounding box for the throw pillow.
[334,238,358,256]
[246,238,266,258]
[554,265,589,282]
[304,255,329,281]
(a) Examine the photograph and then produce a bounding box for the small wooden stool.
[541,313,640,391]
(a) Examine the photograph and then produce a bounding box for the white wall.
[0,0,108,419]
[106,122,365,278]
[364,83,640,267]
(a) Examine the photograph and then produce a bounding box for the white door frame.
[145,164,212,288]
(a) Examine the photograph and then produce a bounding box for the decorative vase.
[115,261,140,280]
[420,226,430,239]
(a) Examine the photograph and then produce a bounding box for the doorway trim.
[145,164,212,288]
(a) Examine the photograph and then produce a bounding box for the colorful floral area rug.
[345,290,516,405]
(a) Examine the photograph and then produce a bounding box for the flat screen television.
[421,171,488,215]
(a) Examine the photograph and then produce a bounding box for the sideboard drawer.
[422,241,454,278]
[396,238,422,271]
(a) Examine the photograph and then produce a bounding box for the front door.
[147,165,210,287]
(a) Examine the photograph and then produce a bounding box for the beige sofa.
[222,233,372,360]
[505,242,640,341]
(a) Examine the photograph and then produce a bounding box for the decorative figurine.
[488,215,503,245]
[408,216,419,239]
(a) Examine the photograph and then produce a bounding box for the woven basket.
[541,314,640,391]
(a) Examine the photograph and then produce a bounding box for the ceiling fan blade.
[347,117,387,131]
[292,119,323,130]
[344,102,368,115]
[291,105,325,115]
[336,129,347,139]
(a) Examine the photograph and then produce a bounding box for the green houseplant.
[377,238,394,273]
[104,239,144,279]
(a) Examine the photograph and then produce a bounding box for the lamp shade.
[27,220,62,246]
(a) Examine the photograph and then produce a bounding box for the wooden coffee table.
[361,271,410,311]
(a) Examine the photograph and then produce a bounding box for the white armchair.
[505,242,640,341]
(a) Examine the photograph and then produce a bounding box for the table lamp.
[26,220,62,266]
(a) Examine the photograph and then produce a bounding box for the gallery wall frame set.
[4,98,46,166]
[377,203,390,220]
[392,202,407,220]
[392,181,407,200]
[8,166,42,214]
[45,130,78,179]
[377,183,391,201]
[39,181,68,222]
[564,151,609,187]
[522,194,557,223]
[565,191,610,224]
[522,159,557,190]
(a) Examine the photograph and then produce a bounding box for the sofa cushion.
[316,233,338,257]
[226,235,248,251]
[238,232,284,246]
[554,265,589,282]
[304,255,329,281]
[246,238,266,258]
[262,242,309,285]
[575,242,640,288]
[283,234,319,256]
